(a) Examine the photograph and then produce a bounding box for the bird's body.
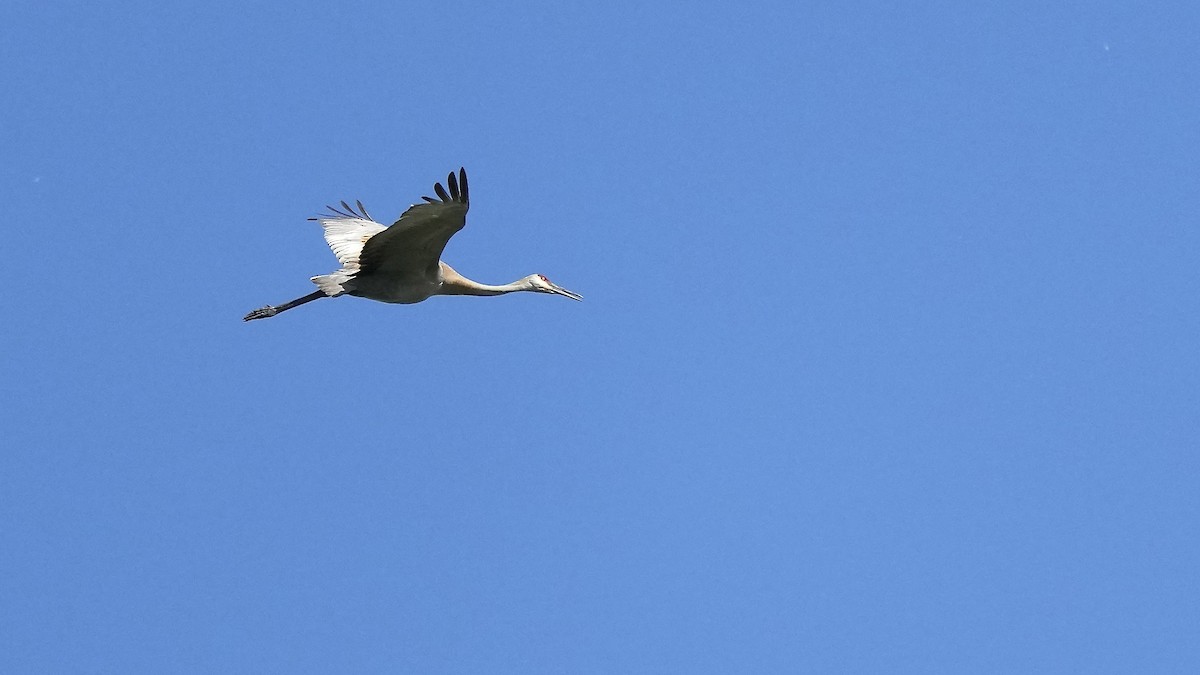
[244,168,580,321]
[349,261,511,304]
[350,264,444,304]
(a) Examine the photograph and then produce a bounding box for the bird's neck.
[447,279,528,296]
[439,265,530,297]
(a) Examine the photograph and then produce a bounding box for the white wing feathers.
[319,216,386,270]
[308,201,386,296]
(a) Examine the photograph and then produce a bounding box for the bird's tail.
[311,271,354,296]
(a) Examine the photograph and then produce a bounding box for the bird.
[243,168,581,321]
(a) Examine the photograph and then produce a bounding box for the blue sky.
[3,1,1198,672]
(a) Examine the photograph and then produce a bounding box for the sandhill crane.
[244,168,581,321]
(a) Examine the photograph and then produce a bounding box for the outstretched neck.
[444,279,527,296]
[439,264,530,297]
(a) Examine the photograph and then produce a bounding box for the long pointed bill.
[550,284,583,301]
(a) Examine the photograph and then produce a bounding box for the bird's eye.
[538,274,550,283]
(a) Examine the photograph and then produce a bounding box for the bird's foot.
[243,306,278,321]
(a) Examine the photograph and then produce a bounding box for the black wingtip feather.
[313,200,373,220]
[427,169,470,205]
[356,200,373,221]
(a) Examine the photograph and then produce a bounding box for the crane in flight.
[244,168,581,321]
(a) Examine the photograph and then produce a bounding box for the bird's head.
[527,274,583,301]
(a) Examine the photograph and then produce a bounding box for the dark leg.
[243,291,327,321]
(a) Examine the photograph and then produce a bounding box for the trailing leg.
[243,291,326,321]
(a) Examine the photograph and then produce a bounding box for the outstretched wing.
[309,200,387,273]
[357,168,470,280]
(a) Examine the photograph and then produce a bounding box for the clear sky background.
[3,1,1198,672]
